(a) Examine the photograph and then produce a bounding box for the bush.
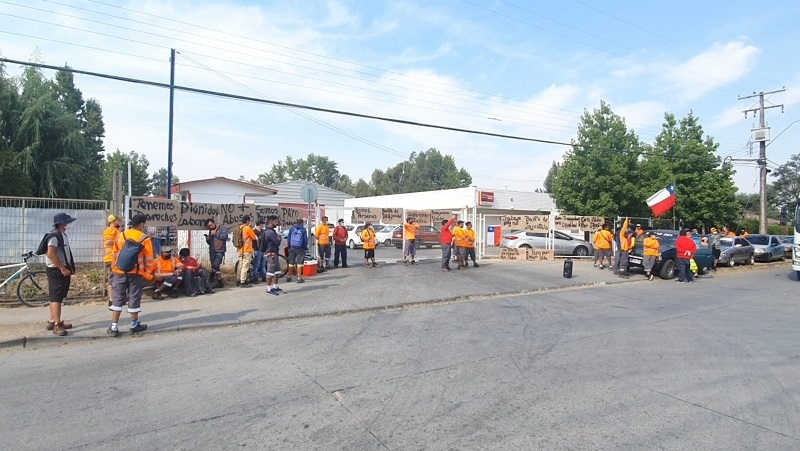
[85,269,105,285]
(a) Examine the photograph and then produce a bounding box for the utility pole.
[167,48,176,200]
[739,89,784,234]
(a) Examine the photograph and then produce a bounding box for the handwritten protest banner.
[580,216,605,231]
[499,247,555,261]
[501,215,550,231]
[381,208,404,224]
[352,207,382,223]
[554,215,581,230]
[130,197,303,230]
[431,210,457,223]
[406,209,431,225]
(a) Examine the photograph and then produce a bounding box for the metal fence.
[0,196,108,265]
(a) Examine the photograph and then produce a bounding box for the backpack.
[116,231,149,273]
[289,227,304,248]
[36,229,76,272]
[232,224,244,248]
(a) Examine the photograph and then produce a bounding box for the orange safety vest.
[643,237,660,256]
[155,256,180,278]
[404,222,420,240]
[111,228,156,279]
[465,229,476,248]
[593,230,613,250]
[361,229,376,250]
[453,227,467,247]
[315,224,330,245]
[103,226,119,264]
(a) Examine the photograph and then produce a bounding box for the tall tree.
[97,150,151,200]
[772,153,800,211]
[543,161,560,193]
[551,101,648,217]
[640,112,738,226]
[254,153,341,187]
[149,167,180,197]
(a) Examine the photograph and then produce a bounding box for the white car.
[375,224,397,247]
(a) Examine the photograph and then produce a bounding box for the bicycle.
[0,251,49,307]
[234,252,289,283]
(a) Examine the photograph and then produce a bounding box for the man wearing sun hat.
[44,212,77,336]
[103,214,123,305]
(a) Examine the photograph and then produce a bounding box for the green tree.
[772,153,800,211]
[551,101,647,217]
[97,150,151,200]
[0,62,106,198]
[543,161,560,193]
[254,153,341,187]
[149,167,180,197]
[640,112,738,227]
[351,178,373,197]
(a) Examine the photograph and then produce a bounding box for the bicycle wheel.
[17,271,50,307]
[278,254,289,278]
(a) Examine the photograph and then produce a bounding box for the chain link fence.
[0,196,108,305]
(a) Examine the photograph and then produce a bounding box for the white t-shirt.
[46,233,72,269]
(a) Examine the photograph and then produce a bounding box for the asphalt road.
[1,267,798,450]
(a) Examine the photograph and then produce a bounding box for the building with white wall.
[171,177,277,204]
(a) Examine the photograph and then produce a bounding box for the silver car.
[500,230,594,256]
[746,234,786,262]
[779,235,794,258]
[717,236,755,266]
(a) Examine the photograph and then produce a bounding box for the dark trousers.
[441,244,452,269]
[334,245,348,267]
[466,247,477,264]
[677,258,694,282]
[209,251,224,279]
[613,251,629,274]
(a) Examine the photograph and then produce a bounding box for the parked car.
[717,236,755,267]
[500,230,594,257]
[376,225,398,247]
[628,230,714,279]
[392,226,440,248]
[745,234,786,262]
[779,235,794,258]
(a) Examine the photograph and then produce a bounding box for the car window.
[346,225,354,231]
[720,238,734,248]
[746,235,769,245]
[770,237,779,246]
[554,231,572,240]
[781,236,794,244]
[356,226,364,233]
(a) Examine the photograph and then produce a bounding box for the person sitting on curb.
[151,246,184,299]
[177,248,214,296]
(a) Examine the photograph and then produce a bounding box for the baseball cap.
[128,214,147,227]
[107,214,118,223]
[710,227,717,232]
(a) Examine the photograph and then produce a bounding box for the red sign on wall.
[478,191,495,205]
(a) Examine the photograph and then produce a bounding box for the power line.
[1,56,747,167]
[21,0,721,139]
[0,29,166,63]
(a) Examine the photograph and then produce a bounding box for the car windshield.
[652,232,677,246]
[373,225,385,232]
[781,236,793,244]
[746,236,770,245]
[719,238,734,248]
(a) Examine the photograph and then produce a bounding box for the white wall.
[345,187,476,209]
[179,179,276,205]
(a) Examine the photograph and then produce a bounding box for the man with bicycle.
[260,215,283,296]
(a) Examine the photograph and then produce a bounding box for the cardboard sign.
[405,209,431,225]
[129,197,302,230]
[502,215,550,231]
[381,208,404,224]
[499,247,555,261]
[580,216,606,231]
[554,215,581,230]
[352,207,382,223]
[431,210,457,224]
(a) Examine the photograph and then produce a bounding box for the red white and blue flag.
[646,183,676,217]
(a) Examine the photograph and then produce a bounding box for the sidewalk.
[0,259,698,349]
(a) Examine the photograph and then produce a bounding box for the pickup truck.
[628,230,714,279]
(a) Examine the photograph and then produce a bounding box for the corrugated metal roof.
[266,180,353,206]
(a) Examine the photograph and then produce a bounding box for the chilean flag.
[646,183,676,217]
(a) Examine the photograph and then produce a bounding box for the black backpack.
[36,229,75,272]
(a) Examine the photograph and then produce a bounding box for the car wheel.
[728,258,735,267]
[747,254,754,265]
[768,253,773,262]
[384,239,392,247]
[520,244,531,250]
[573,246,589,257]
[659,259,675,279]
[780,253,785,261]
[348,240,355,250]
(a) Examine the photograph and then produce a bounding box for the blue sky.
[2,0,800,195]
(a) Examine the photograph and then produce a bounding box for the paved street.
[0,262,798,450]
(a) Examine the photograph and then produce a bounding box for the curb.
[0,279,622,351]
